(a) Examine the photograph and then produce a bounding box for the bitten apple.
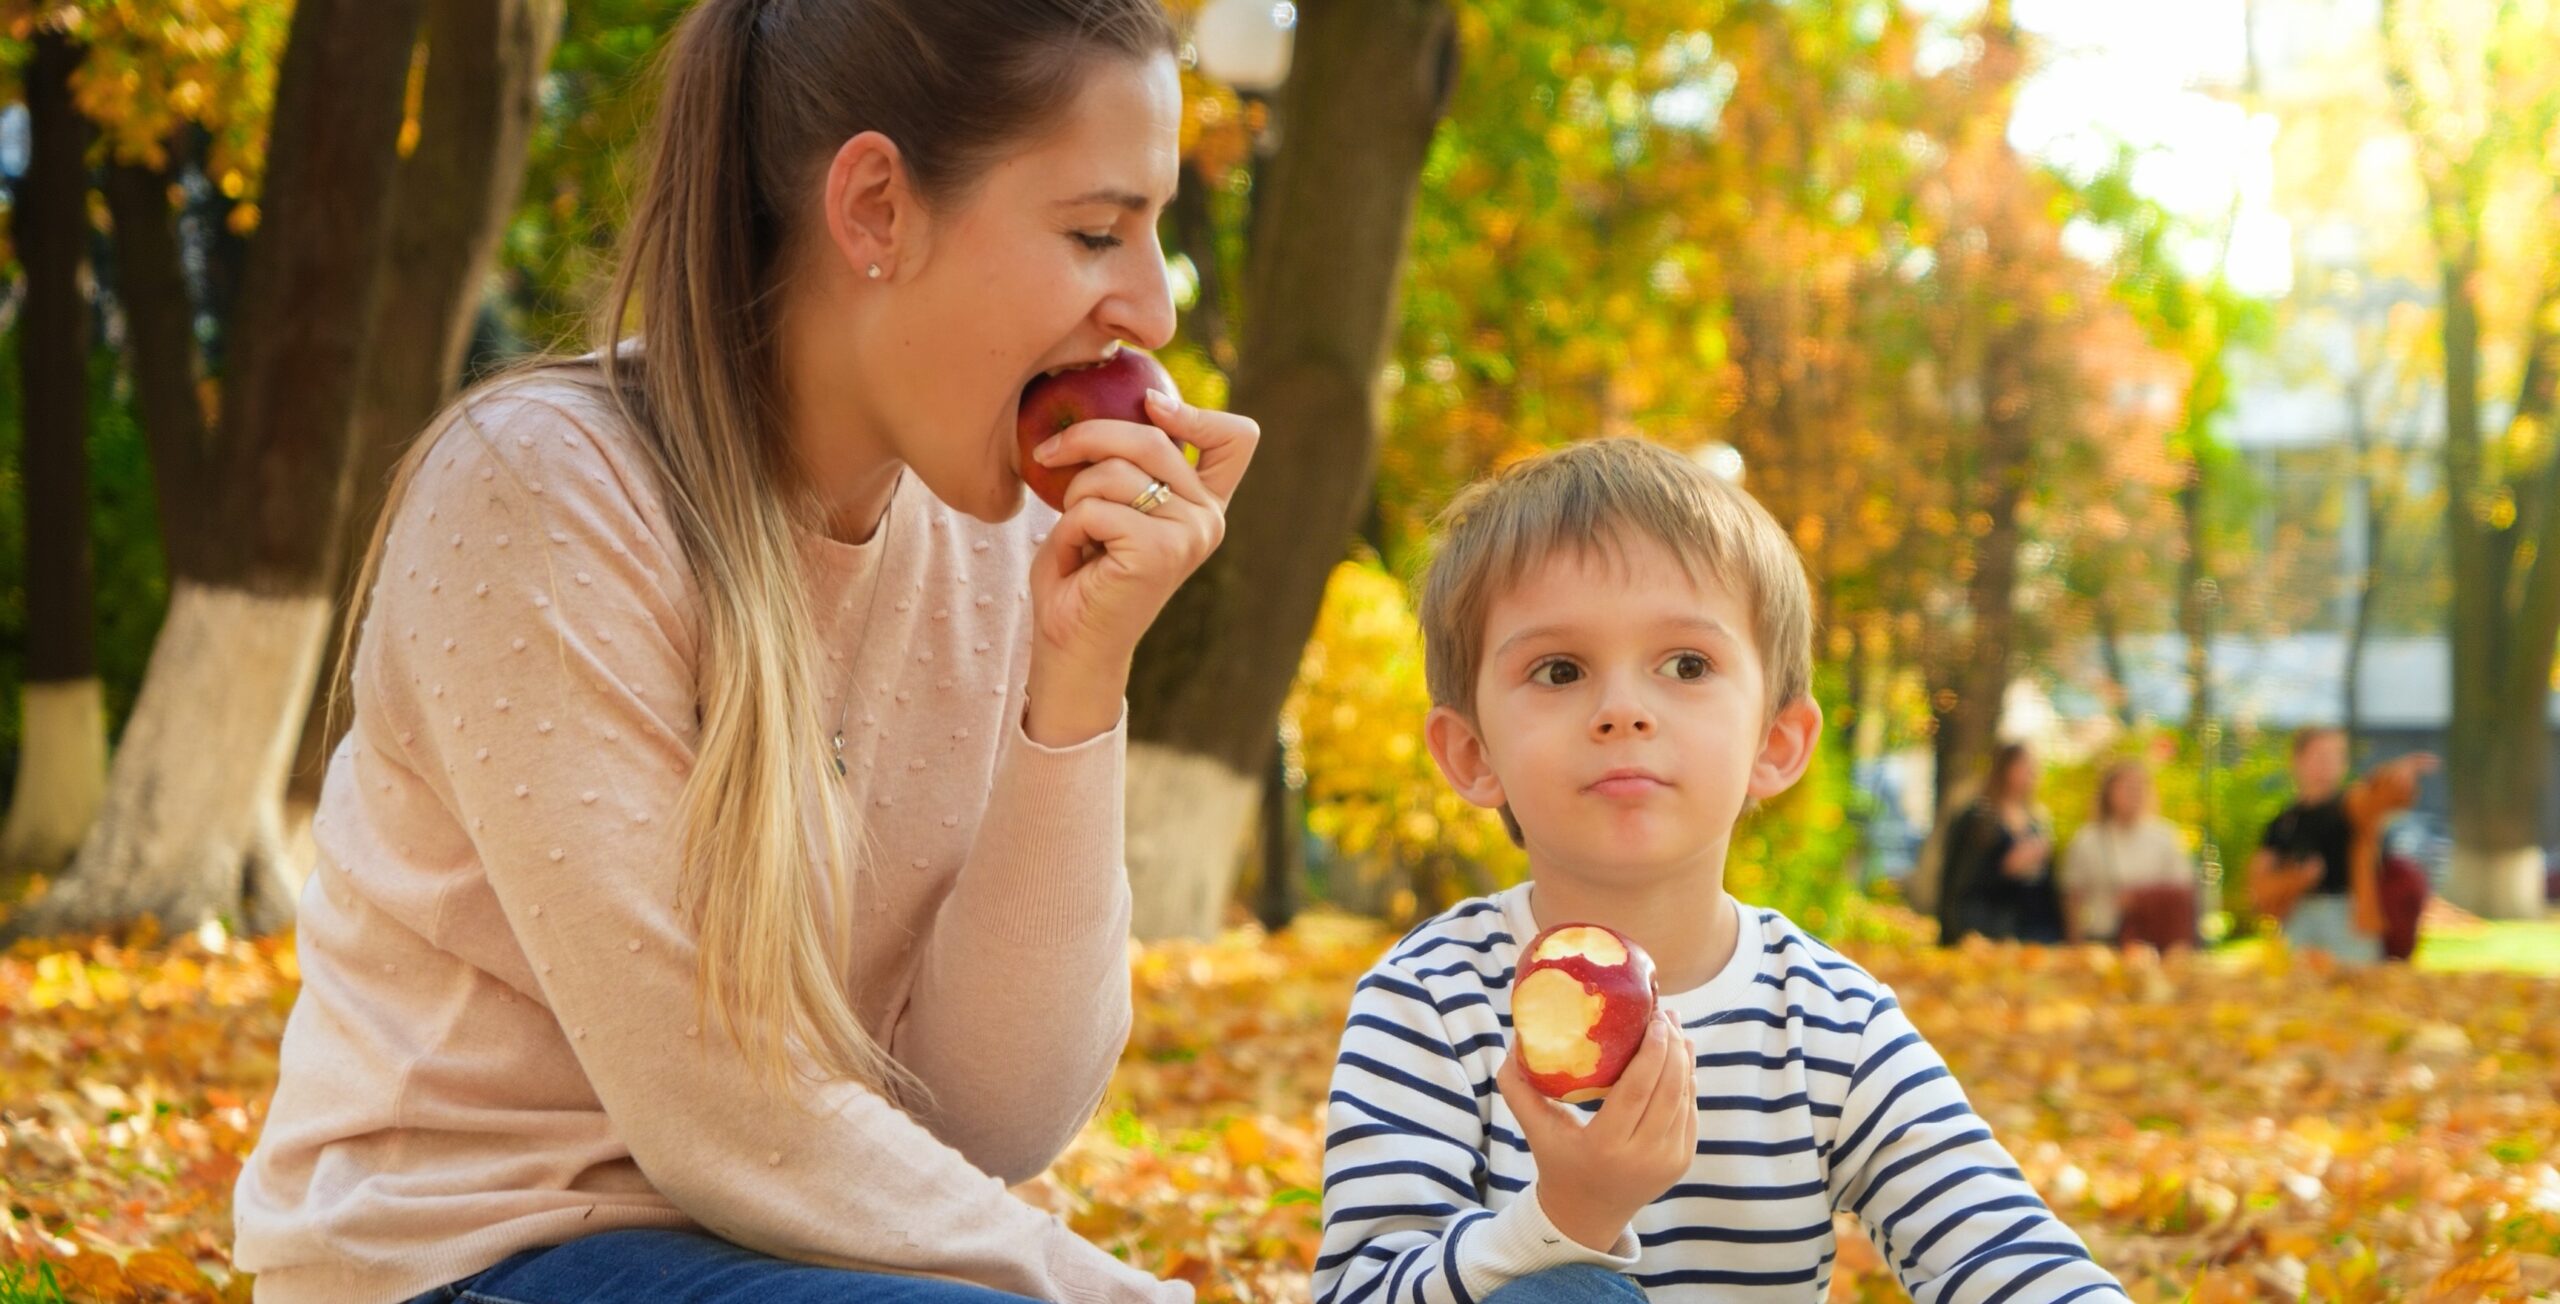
[1511,922,1661,1102]
[1015,346,1181,512]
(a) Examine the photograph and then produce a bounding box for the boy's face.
[1424,534,1822,885]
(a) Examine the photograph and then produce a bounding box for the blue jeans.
[1482,1264,1648,1304]
[2283,892,2383,966]
[400,1228,1044,1304]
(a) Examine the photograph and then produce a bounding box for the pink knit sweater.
[232,376,1181,1304]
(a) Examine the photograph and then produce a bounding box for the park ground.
[0,908,2555,1303]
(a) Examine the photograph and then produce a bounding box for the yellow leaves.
[1283,558,1523,894]
[66,0,283,196]
[2418,1253,2522,1302]
[8,902,2560,1300]
[1178,68,1253,182]
[1219,1118,1269,1168]
[0,923,296,1300]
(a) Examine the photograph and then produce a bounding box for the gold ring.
[1131,480,1172,515]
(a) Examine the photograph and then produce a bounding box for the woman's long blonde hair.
[324,0,1173,1102]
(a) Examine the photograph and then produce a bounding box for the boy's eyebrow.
[1492,614,1737,662]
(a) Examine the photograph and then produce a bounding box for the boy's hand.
[1495,1006,1697,1253]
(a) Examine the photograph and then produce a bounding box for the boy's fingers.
[1592,1013,1672,1146]
[1678,1060,1700,1158]
[1654,1021,1697,1141]
[1496,1055,1569,1151]
[1642,1013,1692,1139]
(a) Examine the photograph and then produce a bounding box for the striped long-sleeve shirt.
[1316,885,2130,1304]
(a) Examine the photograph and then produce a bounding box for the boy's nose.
[1592,702,1655,738]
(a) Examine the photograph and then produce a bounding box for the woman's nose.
[1099,236,1178,352]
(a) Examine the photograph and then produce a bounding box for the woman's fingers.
[1055,455,1168,518]
[1036,417,1210,510]
[1142,389,1258,507]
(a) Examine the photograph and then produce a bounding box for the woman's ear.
[1746,694,1824,801]
[1424,705,1507,813]
[823,130,922,280]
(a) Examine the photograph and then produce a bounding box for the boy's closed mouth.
[1584,766,1671,797]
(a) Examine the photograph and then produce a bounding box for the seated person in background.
[2249,726,2433,965]
[2059,759,2199,952]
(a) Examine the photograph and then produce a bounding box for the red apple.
[1015,347,1181,512]
[1511,922,1660,1103]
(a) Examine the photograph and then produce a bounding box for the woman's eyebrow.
[1057,187,1164,211]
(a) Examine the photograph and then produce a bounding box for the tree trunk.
[1,31,105,877]
[2177,467,2213,743]
[2439,244,2560,918]
[2342,403,2384,753]
[290,0,564,807]
[1254,730,1302,933]
[2092,600,2134,730]
[101,156,214,560]
[7,0,430,941]
[1122,0,1457,939]
[2382,0,2560,920]
[1938,312,2035,808]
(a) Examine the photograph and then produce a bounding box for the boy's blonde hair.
[1419,438,1814,725]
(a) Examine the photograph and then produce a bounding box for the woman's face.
[2106,770,2149,822]
[834,52,1184,522]
[2002,753,2039,802]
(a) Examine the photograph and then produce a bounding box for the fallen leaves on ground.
[2,910,2556,1301]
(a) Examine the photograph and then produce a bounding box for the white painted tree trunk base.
[0,677,107,874]
[1124,742,1259,941]
[4,583,331,940]
[2446,843,2548,921]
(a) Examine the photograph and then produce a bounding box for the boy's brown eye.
[1660,652,1710,680]
[1530,659,1581,687]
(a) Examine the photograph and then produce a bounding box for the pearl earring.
[867,263,884,280]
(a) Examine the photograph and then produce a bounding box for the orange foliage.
[4,916,2558,1301]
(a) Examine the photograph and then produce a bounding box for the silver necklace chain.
[828,470,903,777]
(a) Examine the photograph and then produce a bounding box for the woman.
[1936,743,2065,945]
[2058,760,2200,951]
[232,4,1254,1301]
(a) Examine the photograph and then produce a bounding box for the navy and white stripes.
[1315,887,2130,1303]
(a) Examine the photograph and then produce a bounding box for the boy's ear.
[1746,694,1824,801]
[1424,705,1507,813]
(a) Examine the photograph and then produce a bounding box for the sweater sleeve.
[2056,831,2099,897]
[888,699,1139,1184]
[1826,989,2128,1304]
[1315,964,1638,1304]
[366,393,1182,1304]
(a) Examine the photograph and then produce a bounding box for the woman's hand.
[2001,834,2050,881]
[1021,387,1259,746]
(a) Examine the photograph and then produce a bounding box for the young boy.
[1316,441,2128,1303]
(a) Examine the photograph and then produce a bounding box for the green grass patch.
[2414,918,2560,975]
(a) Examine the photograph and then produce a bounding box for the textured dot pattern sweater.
[233,376,1183,1304]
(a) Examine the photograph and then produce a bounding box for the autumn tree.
[2382,0,2560,917]
[1122,0,1460,938]
[5,0,566,939]
[0,25,102,876]
[289,0,564,803]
